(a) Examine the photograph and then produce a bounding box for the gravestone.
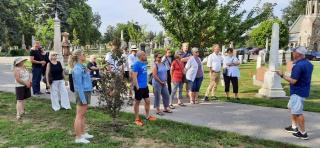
[62,32,70,56]
[53,12,64,67]
[278,49,284,65]
[257,23,286,98]
[21,34,26,50]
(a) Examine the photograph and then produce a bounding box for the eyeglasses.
[157,56,162,58]
[52,54,58,56]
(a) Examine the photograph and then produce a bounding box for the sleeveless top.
[15,67,30,87]
[152,63,167,85]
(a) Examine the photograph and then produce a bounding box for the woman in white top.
[13,57,32,120]
[185,47,204,104]
[223,48,240,100]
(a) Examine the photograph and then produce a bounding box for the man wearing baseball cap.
[276,46,313,140]
[127,45,139,105]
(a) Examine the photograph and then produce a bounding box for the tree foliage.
[102,21,145,45]
[249,19,289,48]
[35,18,55,49]
[140,0,274,48]
[98,46,128,123]
[0,0,101,48]
[282,0,307,26]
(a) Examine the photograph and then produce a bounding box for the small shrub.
[9,49,28,56]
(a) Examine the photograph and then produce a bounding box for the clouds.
[87,0,291,33]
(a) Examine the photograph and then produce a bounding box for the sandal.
[163,110,173,113]
[178,103,186,107]
[156,112,165,116]
[169,104,175,109]
[146,115,157,121]
[135,119,144,126]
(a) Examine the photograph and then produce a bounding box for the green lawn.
[0,92,300,148]
[197,61,320,112]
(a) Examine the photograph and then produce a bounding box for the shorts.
[15,86,31,100]
[124,71,130,81]
[75,91,91,105]
[288,94,305,115]
[134,87,149,100]
[187,80,193,91]
[192,77,203,92]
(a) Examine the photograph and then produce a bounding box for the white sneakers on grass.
[75,133,94,144]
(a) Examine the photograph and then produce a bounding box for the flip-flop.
[163,110,173,113]
[169,105,175,109]
[156,112,164,116]
[178,103,186,107]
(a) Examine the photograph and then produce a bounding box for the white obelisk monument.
[258,23,286,98]
[54,12,64,67]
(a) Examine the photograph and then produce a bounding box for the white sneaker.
[82,133,94,139]
[75,137,90,144]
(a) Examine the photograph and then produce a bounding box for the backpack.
[148,63,158,85]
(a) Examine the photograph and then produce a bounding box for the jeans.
[170,82,183,104]
[50,80,71,111]
[32,67,42,94]
[153,82,170,108]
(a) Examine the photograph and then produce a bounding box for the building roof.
[289,15,304,34]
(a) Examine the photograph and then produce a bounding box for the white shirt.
[223,55,240,78]
[185,56,204,81]
[105,52,121,72]
[122,52,130,71]
[128,53,138,71]
[207,52,223,72]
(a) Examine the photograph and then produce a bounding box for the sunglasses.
[157,56,162,58]
[52,54,58,56]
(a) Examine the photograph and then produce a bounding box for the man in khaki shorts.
[204,44,223,101]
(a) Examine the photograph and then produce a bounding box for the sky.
[87,0,291,33]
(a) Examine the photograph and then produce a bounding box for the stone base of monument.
[252,75,263,86]
[256,71,287,99]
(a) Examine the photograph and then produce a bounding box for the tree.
[98,40,128,125]
[72,28,80,46]
[282,0,307,26]
[127,21,144,44]
[140,0,273,48]
[103,25,115,44]
[34,18,55,49]
[248,19,289,48]
[155,31,165,47]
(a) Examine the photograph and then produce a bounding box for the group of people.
[13,39,313,143]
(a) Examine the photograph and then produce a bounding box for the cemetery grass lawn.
[0,92,301,148]
[198,61,320,112]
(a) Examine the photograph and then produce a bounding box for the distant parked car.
[249,48,264,55]
[236,48,249,56]
[305,50,320,61]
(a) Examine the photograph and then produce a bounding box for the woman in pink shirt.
[170,52,186,108]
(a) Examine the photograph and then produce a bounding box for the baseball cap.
[292,46,307,55]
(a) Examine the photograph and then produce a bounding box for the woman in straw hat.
[68,49,93,144]
[46,51,71,111]
[13,57,32,120]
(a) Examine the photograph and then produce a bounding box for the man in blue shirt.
[277,46,313,140]
[132,51,156,126]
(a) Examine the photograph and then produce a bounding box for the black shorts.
[15,86,31,100]
[134,87,149,100]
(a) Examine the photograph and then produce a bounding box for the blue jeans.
[153,82,170,108]
[170,82,183,104]
[32,67,42,94]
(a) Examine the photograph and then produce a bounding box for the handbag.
[69,73,74,92]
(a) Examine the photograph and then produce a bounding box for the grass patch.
[194,61,320,112]
[0,92,301,147]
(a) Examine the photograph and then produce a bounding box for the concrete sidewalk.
[1,62,320,147]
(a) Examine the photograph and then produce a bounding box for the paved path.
[1,60,320,147]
